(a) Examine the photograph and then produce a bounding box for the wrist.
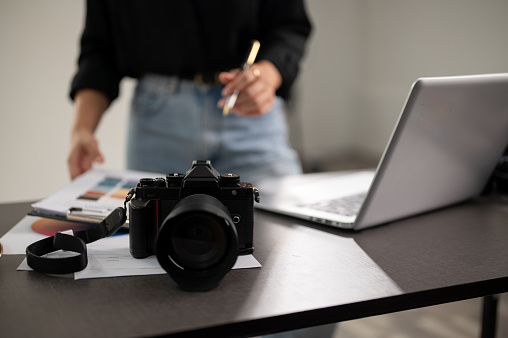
[71,89,109,135]
[71,126,94,139]
[255,60,282,91]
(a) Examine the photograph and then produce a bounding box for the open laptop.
[256,73,508,230]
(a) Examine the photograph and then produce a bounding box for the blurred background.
[1,0,508,203]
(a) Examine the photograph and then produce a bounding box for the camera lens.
[170,212,227,269]
[156,194,239,291]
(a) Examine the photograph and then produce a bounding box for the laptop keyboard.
[302,193,367,217]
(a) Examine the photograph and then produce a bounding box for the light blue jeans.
[126,74,302,185]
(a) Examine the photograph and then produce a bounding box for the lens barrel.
[156,194,239,291]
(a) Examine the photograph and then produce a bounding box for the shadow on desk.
[353,196,508,293]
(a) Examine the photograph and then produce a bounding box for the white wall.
[1,0,507,203]
[293,0,363,164]
[0,1,131,203]
[354,0,508,156]
[297,0,508,164]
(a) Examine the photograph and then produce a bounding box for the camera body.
[128,160,258,291]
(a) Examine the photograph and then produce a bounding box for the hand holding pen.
[218,40,282,117]
[222,40,260,115]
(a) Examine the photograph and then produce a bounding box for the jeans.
[126,74,302,184]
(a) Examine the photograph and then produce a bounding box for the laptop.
[256,73,508,230]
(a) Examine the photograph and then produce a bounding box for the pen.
[223,40,261,115]
[67,207,113,223]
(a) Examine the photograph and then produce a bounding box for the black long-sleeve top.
[70,0,312,102]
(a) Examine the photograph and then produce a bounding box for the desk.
[1,197,507,337]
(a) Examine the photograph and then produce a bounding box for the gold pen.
[223,40,261,115]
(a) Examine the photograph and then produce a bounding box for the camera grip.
[129,199,157,258]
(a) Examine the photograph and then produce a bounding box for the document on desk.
[30,168,162,223]
[3,216,261,279]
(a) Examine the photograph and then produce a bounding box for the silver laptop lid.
[355,73,508,229]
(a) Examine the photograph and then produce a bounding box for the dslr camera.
[128,160,259,291]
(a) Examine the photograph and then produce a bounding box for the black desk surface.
[1,197,508,337]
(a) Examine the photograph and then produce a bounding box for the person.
[68,1,336,337]
[67,0,311,186]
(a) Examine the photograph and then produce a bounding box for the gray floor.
[335,293,507,338]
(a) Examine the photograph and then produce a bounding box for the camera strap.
[26,195,132,274]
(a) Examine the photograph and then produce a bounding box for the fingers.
[221,67,261,97]
[232,81,275,116]
[217,89,274,116]
[218,69,239,85]
[219,66,272,116]
[68,132,104,179]
[69,149,104,180]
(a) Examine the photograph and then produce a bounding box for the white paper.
[4,215,261,279]
[31,168,162,218]
[1,216,48,254]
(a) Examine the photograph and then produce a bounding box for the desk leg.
[481,294,498,338]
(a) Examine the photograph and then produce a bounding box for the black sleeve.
[258,0,312,99]
[69,0,122,102]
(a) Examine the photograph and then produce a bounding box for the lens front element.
[170,213,227,270]
[156,194,239,291]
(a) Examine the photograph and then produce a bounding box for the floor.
[334,293,507,338]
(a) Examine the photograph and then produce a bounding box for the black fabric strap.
[26,233,87,274]
[26,207,127,274]
[74,207,127,243]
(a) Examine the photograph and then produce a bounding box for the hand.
[68,129,104,179]
[67,89,109,179]
[218,60,282,117]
